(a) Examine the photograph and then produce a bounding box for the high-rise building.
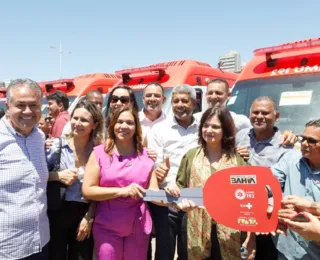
[219,50,241,73]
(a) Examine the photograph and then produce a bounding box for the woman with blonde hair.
[46,99,104,260]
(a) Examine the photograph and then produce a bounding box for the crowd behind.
[0,78,320,260]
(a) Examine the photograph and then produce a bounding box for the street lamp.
[50,40,72,78]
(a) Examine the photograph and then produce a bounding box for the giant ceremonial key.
[143,166,283,232]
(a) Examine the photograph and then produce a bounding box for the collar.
[2,116,36,137]
[300,157,320,175]
[139,110,166,122]
[57,110,69,117]
[64,136,95,156]
[248,127,281,146]
[169,115,198,129]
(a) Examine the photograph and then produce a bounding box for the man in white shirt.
[148,84,199,260]
[194,78,251,131]
[139,82,167,144]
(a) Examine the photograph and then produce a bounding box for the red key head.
[203,166,282,232]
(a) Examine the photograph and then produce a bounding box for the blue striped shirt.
[46,136,91,203]
[0,117,50,259]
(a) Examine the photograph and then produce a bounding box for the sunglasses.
[297,135,320,145]
[111,95,130,104]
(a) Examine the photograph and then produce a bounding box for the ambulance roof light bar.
[43,78,73,85]
[44,79,74,94]
[254,38,320,68]
[0,87,6,98]
[254,38,320,56]
[115,65,168,84]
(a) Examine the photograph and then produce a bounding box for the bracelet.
[84,216,94,223]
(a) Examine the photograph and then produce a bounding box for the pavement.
[151,238,178,259]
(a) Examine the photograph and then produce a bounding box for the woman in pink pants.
[82,107,159,260]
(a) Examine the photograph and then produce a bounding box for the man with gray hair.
[148,84,198,260]
[0,79,49,259]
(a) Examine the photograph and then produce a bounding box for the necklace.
[126,161,132,167]
[114,146,135,167]
[118,154,133,167]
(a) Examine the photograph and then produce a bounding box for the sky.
[1,0,320,81]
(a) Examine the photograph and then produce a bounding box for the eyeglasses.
[297,135,320,145]
[110,95,130,104]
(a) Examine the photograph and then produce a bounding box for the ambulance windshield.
[227,74,320,134]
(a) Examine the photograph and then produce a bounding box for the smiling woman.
[45,99,104,260]
[81,107,159,260]
[169,106,256,260]
[104,86,139,131]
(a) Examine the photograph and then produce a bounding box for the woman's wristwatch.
[84,214,94,223]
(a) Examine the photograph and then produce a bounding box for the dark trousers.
[19,244,49,260]
[255,234,278,260]
[149,203,187,260]
[48,201,94,260]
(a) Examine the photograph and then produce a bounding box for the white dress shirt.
[139,110,167,144]
[148,116,199,188]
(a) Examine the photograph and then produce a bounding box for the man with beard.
[236,96,294,260]
[139,82,166,144]
[270,119,320,259]
[47,90,70,138]
[0,79,49,259]
[148,84,198,260]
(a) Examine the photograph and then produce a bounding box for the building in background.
[219,50,241,73]
[241,61,247,71]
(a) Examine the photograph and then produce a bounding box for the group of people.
[0,77,320,260]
